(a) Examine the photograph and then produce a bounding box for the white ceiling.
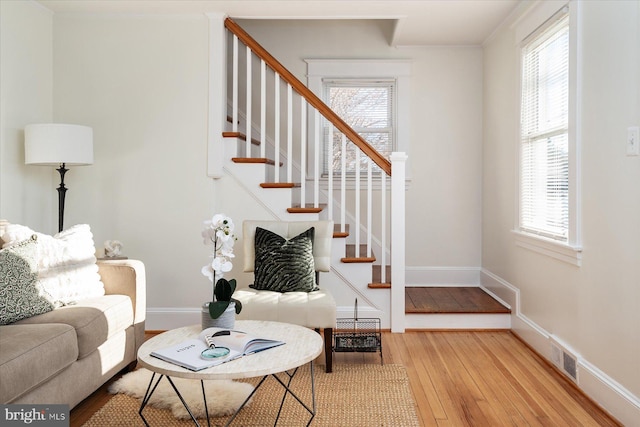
[37,0,522,46]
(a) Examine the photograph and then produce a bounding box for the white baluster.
[381,170,387,284]
[274,72,280,183]
[367,158,372,258]
[327,124,333,222]
[232,35,239,133]
[260,60,266,158]
[314,109,320,208]
[340,134,346,234]
[287,84,293,183]
[355,148,361,258]
[245,45,252,157]
[300,97,307,208]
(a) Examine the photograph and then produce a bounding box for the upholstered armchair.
[234,220,337,373]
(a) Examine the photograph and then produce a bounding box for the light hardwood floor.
[70,330,621,426]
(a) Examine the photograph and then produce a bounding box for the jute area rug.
[83,364,419,426]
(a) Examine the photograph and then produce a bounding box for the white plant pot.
[201,301,236,330]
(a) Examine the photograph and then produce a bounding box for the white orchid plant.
[201,214,242,319]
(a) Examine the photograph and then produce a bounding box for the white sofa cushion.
[15,294,134,358]
[235,287,336,329]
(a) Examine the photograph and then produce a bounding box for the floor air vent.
[550,338,578,382]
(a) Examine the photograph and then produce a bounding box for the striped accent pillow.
[250,227,318,293]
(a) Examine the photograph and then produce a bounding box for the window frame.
[306,59,411,185]
[322,78,396,176]
[514,1,583,266]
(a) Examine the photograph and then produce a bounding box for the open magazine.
[150,327,285,371]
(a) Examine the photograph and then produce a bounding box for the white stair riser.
[404,313,511,330]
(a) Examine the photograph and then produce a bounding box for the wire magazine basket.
[333,299,383,364]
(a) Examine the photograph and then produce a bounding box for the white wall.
[482,0,640,421]
[0,0,55,229]
[49,14,276,321]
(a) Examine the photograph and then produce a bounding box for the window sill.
[512,230,582,267]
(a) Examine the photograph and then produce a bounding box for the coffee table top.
[137,320,323,380]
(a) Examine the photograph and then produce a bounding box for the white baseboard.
[579,359,640,426]
[148,306,388,331]
[481,269,640,426]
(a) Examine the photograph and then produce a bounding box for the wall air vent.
[563,351,577,380]
[550,337,578,382]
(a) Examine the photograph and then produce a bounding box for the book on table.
[150,327,286,371]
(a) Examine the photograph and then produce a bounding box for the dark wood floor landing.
[405,286,511,314]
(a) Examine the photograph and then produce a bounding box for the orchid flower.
[201,214,237,301]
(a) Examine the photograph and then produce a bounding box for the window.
[324,79,395,174]
[515,3,582,266]
[520,14,570,240]
[306,59,411,181]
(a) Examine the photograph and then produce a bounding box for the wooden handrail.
[225,18,392,176]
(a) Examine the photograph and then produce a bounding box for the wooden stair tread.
[405,287,511,314]
[260,182,297,189]
[223,131,260,146]
[287,204,324,214]
[372,265,391,283]
[341,244,375,263]
[369,264,391,287]
[232,157,282,166]
[333,223,349,238]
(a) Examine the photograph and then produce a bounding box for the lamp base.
[56,163,68,232]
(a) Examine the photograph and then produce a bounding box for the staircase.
[213,17,509,331]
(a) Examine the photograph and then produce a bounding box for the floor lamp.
[25,123,94,232]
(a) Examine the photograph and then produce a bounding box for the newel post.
[207,13,227,179]
[390,152,407,333]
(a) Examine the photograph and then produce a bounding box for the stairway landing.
[406,287,510,314]
[404,287,511,330]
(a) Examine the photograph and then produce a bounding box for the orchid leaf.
[208,301,231,319]
[214,278,232,301]
[231,298,242,314]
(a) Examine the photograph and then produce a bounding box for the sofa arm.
[97,259,146,348]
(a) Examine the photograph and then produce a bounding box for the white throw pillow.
[1,223,105,305]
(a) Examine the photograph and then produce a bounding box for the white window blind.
[323,80,395,174]
[520,13,570,241]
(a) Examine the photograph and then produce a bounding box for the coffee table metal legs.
[139,372,161,427]
[271,362,316,426]
[139,372,210,427]
[138,362,316,426]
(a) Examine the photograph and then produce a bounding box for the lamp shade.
[25,123,93,165]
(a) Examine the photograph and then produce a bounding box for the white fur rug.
[108,368,254,419]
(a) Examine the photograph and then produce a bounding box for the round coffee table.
[137,320,323,426]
